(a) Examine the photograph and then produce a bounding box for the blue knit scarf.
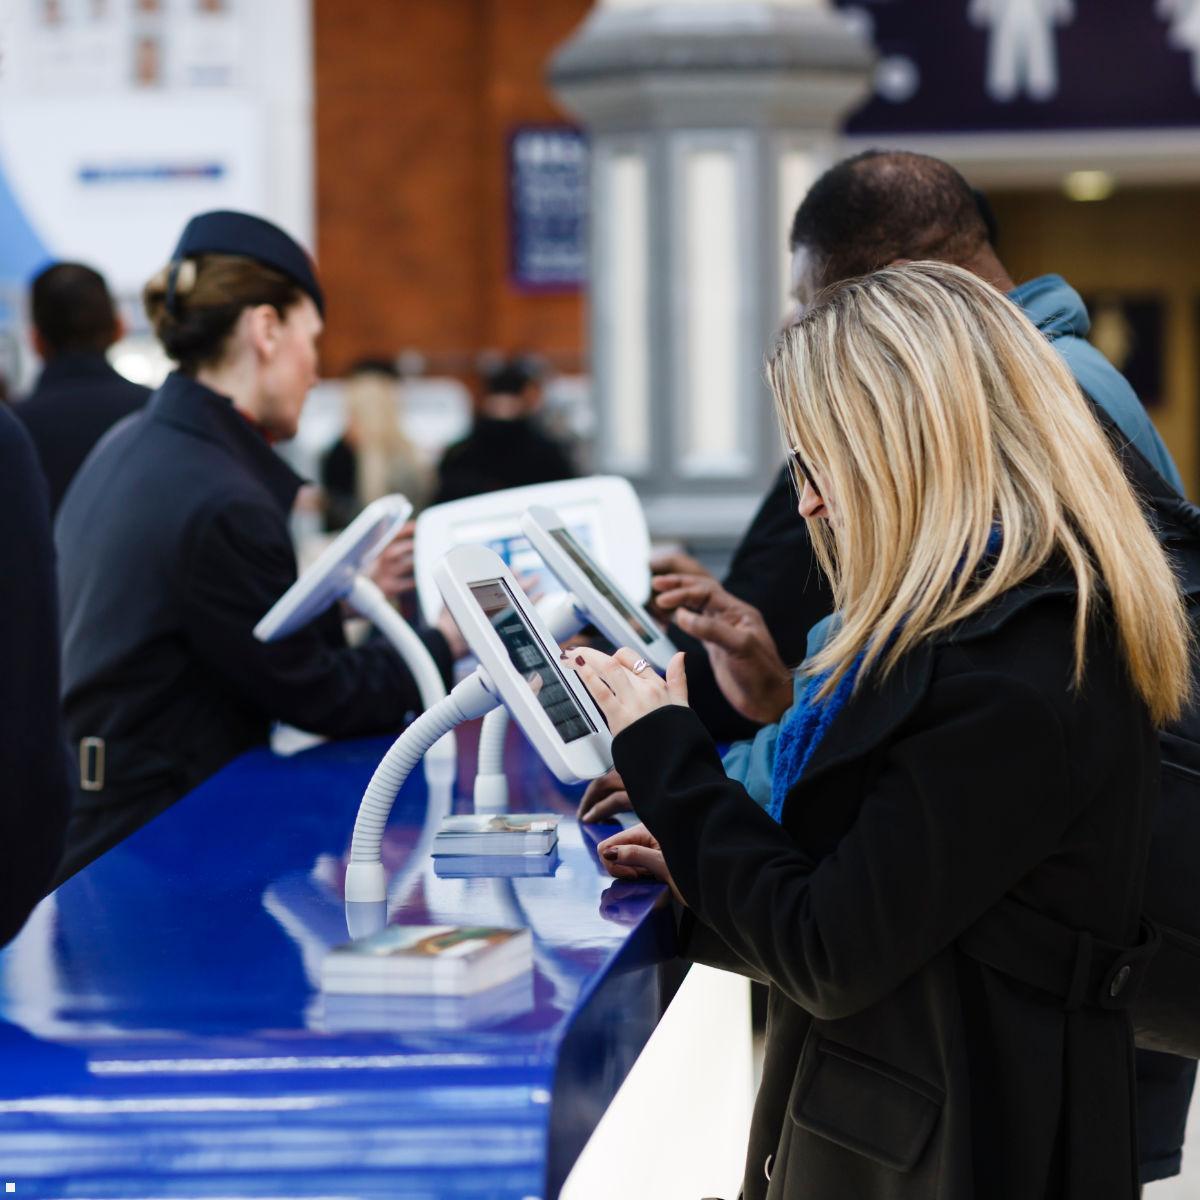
[767,653,863,822]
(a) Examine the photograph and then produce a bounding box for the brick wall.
[313,0,593,381]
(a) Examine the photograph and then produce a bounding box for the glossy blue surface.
[0,724,673,1198]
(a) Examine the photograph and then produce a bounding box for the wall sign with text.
[509,126,588,291]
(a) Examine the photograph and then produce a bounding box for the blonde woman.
[566,262,1190,1200]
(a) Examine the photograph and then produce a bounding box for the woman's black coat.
[615,574,1157,1200]
[54,372,451,880]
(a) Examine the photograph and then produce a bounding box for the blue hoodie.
[724,274,1186,808]
[1010,274,1184,495]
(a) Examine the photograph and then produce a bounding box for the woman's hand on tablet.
[565,647,689,737]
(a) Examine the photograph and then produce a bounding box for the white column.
[551,1,873,544]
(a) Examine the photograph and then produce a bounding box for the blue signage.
[509,126,587,290]
[78,162,226,185]
[837,1,1200,134]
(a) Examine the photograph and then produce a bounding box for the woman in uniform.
[55,211,460,881]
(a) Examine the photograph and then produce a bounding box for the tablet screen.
[469,579,596,743]
[549,527,657,644]
[452,509,598,603]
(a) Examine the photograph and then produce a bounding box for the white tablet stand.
[254,495,457,786]
[343,544,611,935]
[413,476,653,628]
[471,504,678,814]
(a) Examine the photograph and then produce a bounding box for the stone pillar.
[549,0,873,545]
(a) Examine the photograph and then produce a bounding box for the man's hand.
[647,549,712,619]
[597,822,685,905]
[566,647,689,738]
[577,767,633,823]
[652,574,793,725]
[650,548,712,581]
[367,521,416,601]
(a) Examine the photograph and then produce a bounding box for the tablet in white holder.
[521,504,677,672]
[414,476,652,628]
[434,543,612,784]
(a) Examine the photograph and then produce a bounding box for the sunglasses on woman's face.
[788,448,820,496]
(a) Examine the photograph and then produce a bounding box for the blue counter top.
[0,727,674,1198]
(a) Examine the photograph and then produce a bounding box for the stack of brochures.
[321,924,532,996]
[431,813,560,857]
[434,848,561,879]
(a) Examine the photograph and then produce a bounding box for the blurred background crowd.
[5,0,1200,573]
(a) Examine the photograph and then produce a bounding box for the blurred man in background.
[16,262,150,515]
[0,404,70,948]
[432,357,575,505]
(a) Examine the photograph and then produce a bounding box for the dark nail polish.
[575,655,585,665]
[602,848,618,860]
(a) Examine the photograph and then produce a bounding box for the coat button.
[764,1153,773,1181]
[1110,964,1131,997]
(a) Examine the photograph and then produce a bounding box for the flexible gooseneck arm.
[344,668,498,913]
[347,574,458,786]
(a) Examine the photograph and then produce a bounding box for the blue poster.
[509,126,588,290]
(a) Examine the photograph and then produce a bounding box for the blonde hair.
[768,261,1190,725]
[344,371,432,510]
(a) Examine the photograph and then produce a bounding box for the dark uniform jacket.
[55,372,450,882]
[433,415,575,506]
[16,352,150,516]
[616,574,1156,1199]
[0,407,70,947]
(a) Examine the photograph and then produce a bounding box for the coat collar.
[34,351,128,390]
[797,568,1078,790]
[148,371,304,513]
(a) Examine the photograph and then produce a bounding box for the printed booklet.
[322,924,532,996]
[431,813,560,857]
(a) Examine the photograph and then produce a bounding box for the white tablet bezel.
[434,543,613,784]
[255,495,413,642]
[414,476,652,627]
[521,504,677,673]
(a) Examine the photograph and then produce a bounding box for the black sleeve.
[179,498,449,738]
[0,408,70,947]
[614,679,1071,1021]
[680,466,834,742]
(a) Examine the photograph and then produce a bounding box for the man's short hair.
[31,262,120,355]
[484,358,540,397]
[789,150,989,291]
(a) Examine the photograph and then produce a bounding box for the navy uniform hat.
[166,209,325,317]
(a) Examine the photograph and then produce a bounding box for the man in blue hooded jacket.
[633,149,1193,1187]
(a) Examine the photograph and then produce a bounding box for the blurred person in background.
[592,149,1195,1187]
[16,262,150,515]
[319,357,433,531]
[0,404,70,947]
[432,356,575,505]
[54,210,462,884]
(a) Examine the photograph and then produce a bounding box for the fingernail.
[602,848,618,860]
[575,655,585,665]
